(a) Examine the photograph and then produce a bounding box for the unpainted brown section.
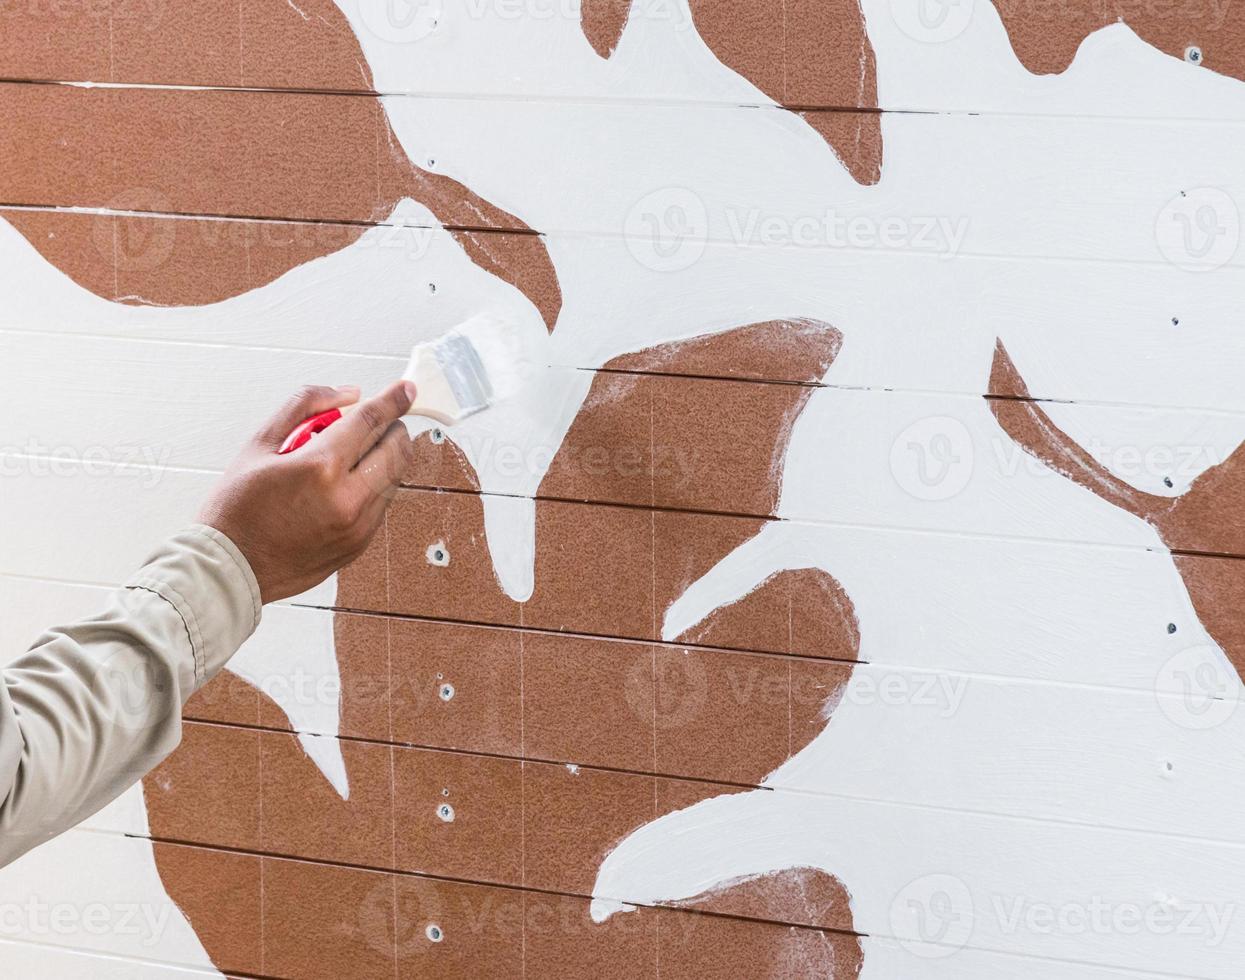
[370,322,846,653]
[580,0,882,183]
[581,0,636,58]
[0,0,375,90]
[989,340,1245,680]
[188,614,852,784]
[0,22,562,327]
[405,429,484,493]
[992,0,1245,81]
[541,370,814,513]
[676,866,858,932]
[149,845,262,976]
[608,317,842,383]
[146,719,854,930]
[152,841,860,980]
[355,490,851,656]
[677,568,861,669]
[421,319,842,514]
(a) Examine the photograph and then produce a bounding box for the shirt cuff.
[123,525,263,689]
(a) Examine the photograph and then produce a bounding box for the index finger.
[320,380,416,464]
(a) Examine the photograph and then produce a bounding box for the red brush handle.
[278,408,345,455]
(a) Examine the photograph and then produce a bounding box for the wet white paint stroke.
[226,604,350,798]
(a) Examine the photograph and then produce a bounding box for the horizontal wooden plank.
[0,828,865,978]
[2,0,1244,131]
[0,826,1195,980]
[377,92,1245,268]
[161,624,1245,853]
[0,82,565,329]
[0,832,1176,980]
[187,610,1245,849]
[1,466,1235,689]
[0,941,218,980]
[7,198,1245,418]
[0,831,225,972]
[9,574,1245,852]
[6,328,1245,564]
[0,0,870,112]
[4,81,1245,269]
[129,725,1245,978]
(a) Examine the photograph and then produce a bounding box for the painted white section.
[0,831,218,974]
[9,210,1245,415]
[0,467,1225,694]
[593,788,1245,977]
[331,0,1245,128]
[857,938,1180,980]
[867,3,1245,119]
[79,784,151,838]
[375,96,1245,274]
[228,604,350,798]
[16,329,1245,551]
[0,576,104,651]
[0,202,531,358]
[4,570,1243,844]
[331,0,753,105]
[0,939,220,979]
[661,517,1216,694]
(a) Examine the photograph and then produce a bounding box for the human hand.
[198,381,417,603]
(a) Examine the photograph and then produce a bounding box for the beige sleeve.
[0,525,261,868]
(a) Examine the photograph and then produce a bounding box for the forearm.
[0,525,260,867]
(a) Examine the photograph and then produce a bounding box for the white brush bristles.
[401,314,538,425]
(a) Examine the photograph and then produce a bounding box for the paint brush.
[278,314,528,454]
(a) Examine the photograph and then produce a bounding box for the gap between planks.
[95,828,1245,980]
[6,74,1245,129]
[1,466,1239,583]
[8,565,1233,707]
[10,195,1245,275]
[171,712,1245,853]
[6,317,1245,417]
[130,833,860,941]
[182,715,789,794]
